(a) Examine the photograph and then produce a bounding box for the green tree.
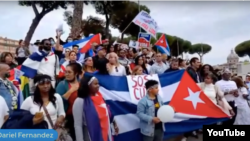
[91,1,127,39]
[189,43,212,62]
[110,2,150,40]
[235,40,250,57]
[19,1,70,45]
[110,36,137,45]
[64,12,110,38]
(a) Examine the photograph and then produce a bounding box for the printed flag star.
[184,88,205,109]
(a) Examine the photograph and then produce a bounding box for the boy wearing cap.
[136,80,165,141]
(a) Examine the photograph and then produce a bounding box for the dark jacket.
[92,55,109,75]
[1,109,48,129]
[187,66,202,83]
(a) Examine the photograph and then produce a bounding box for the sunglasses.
[65,50,70,52]
[37,79,51,85]
[45,43,51,46]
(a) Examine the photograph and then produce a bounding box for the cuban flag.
[155,34,171,56]
[92,70,229,140]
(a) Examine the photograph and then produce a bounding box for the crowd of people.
[0,31,250,141]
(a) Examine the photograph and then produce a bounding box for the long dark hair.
[200,64,214,78]
[77,76,93,98]
[33,74,56,108]
[135,55,148,74]
[67,62,82,76]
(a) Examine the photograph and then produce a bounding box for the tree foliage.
[111,2,150,39]
[19,1,70,45]
[110,36,137,45]
[64,11,111,38]
[91,1,127,39]
[151,33,192,57]
[235,40,250,57]
[189,43,212,62]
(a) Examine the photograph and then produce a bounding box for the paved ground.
[165,134,203,141]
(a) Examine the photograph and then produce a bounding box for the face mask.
[67,40,72,43]
[4,72,10,78]
[51,41,55,45]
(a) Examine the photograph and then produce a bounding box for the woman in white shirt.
[21,74,65,129]
[106,52,126,76]
[232,77,250,125]
[198,72,233,115]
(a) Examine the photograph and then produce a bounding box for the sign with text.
[132,10,158,38]
[138,32,151,48]
[126,74,163,104]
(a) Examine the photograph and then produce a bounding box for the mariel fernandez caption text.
[203,125,250,140]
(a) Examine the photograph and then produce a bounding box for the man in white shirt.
[215,68,238,125]
[0,95,9,128]
[151,53,169,74]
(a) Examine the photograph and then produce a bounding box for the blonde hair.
[106,52,120,73]
[132,65,143,75]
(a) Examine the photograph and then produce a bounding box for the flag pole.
[121,21,133,35]
[138,0,141,32]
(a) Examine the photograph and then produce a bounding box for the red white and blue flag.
[155,34,171,56]
[90,70,230,141]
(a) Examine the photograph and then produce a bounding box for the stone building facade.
[0,36,19,56]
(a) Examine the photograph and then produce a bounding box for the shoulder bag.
[42,105,72,141]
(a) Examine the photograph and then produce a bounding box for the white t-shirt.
[235,87,249,109]
[215,80,238,101]
[109,65,126,76]
[0,96,9,128]
[21,94,65,129]
[197,83,217,104]
[38,52,60,81]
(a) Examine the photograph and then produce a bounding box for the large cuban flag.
[92,70,229,141]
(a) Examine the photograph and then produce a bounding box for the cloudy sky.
[0,1,250,65]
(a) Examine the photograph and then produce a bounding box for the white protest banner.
[14,68,24,80]
[132,10,158,38]
[128,40,139,49]
[126,74,163,104]
[56,24,64,35]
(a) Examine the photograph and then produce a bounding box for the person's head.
[65,63,82,82]
[0,63,10,79]
[142,48,148,55]
[135,55,144,65]
[221,68,231,81]
[132,65,143,75]
[232,76,244,88]
[96,46,106,57]
[170,59,179,69]
[19,39,25,47]
[69,51,77,61]
[65,48,71,57]
[204,72,216,84]
[0,52,14,64]
[33,74,56,107]
[178,58,186,68]
[155,52,162,62]
[145,80,159,95]
[84,57,94,67]
[41,38,51,52]
[246,74,250,82]
[78,76,100,98]
[48,37,55,46]
[108,45,115,53]
[107,52,119,65]
[189,57,200,69]
[119,49,126,58]
[128,48,137,56]
[202,64,214,74]
[67,36,73,43]
[72,45,79,54]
